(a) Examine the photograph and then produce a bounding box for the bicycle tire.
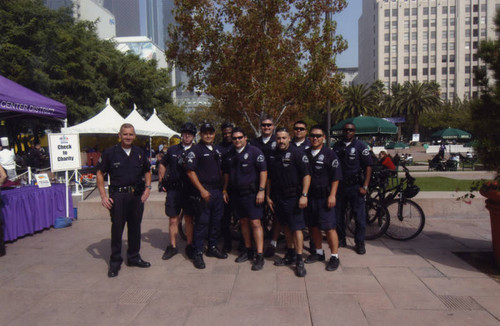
[347,200,390,240]
[177,211,187,241]
[385,199,425,241]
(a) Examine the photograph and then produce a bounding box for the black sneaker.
[162,245,178,260]
[252,254,264,271]
[355,242,366,255]
[326,256,340,271]
[185,244,194,260]
[235,250,249,263]
[264,244,276,258]
[295,261,307,277]
[304,252,325,264]
[338,238,347,248]
[274,253,294,266]
[193,253,205,269]
[206,246,228,259]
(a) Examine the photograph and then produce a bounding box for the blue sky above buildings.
[334,1,362,68]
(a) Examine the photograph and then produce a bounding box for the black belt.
[110,186,135,193]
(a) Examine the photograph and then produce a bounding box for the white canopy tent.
[146,108,179,138]
[61,98,125,134]
[124,104,151,136]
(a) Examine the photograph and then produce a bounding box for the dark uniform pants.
[335,184,366,244]
[193,189,224,254]
[109,192,144,268]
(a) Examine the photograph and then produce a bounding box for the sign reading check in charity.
[48,134,82,172]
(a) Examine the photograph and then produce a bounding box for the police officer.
[97,123,152,278]
[291,120,311,152]
[333,123,372,255]
[158,122,196,260]
[185,122,228,269]
[304,125,342,271]
[217,122,234,252]
[267,128,310,277]
[222,127,267,271]
[250,116,280,257]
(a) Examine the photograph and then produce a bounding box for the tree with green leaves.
[333,83,379,120]
[0,0,182,132]
[389,81,442,135]
[166,0,347,136]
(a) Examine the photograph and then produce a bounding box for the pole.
[65,169,69,217]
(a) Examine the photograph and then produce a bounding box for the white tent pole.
[65,170,69,217]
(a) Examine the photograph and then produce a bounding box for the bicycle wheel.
[385,199,425,241]
[364,199,390,240]
[177,211,187,241]
[347,200,390,240]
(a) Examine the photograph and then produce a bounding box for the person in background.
[379,151,396,171]
[96,123,152,278]
[0,138,17,180]
[0,165,7,257]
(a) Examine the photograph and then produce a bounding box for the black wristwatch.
[301,193,308,197]
[258,187,265,191]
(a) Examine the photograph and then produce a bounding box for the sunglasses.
[309,133,324,139]
[343,128,355,132]
[294,127,306,131]
[261,123,273,127]
[232,136,244,140]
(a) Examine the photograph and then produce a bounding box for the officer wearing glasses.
[304,125,342,271]
[185,123,228,269]
[291,120,311,152]
[222,127,267,271]
[333,123,372,255]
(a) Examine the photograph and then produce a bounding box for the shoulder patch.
[362,148,370,156]
[302,155,309,163]
[257,154,265,162]
[332,159,339,168]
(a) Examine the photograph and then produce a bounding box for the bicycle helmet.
[403,184,420,199]
[180,122,197,135]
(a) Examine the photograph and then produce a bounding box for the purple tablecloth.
[1,184,74,241]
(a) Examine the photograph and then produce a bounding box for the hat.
[180,122,197,134]
[200,122,215,133]
[0,137,8,147]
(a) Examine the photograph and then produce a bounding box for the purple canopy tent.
[0,75,67,119]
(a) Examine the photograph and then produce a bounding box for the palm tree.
[333,83,378,120]
[390,81,442,135]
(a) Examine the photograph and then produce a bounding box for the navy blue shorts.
[306,197,336,230]
[273,196,305,231]
[165,189,186,217]
[230,193,263,220]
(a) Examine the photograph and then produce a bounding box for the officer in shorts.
[97,123,152,278]
[304,125,342,271]
[158,122,196,260]
[222,127,267,271]
[333,123,372,255]
[185,122,228,269]
[267,128,310,277]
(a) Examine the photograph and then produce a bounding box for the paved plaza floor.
[1,215,500,326]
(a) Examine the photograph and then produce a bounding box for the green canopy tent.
[331,115,398,136]
[431,127,472,141]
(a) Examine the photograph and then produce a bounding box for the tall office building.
[358,0,500,100]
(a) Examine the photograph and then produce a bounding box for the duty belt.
[110,186,135,193]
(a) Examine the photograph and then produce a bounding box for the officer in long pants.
[97,123,152,278]
[185,123,228,269]
[267,128,311,277]
[333,123,372,255]
[217,122,234,252]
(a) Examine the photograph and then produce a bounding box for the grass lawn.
[414,177,476,192]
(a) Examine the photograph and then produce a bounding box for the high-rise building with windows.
[358,0,500,100]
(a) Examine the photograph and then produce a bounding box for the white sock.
[316,249,324,255]
[270,240,277,247]
[331,253,339,258]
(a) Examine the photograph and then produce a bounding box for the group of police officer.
[97,118,372,278]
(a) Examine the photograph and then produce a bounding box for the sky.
[334,1,362,68]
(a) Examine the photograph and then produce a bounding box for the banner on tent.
[48,134,82,172]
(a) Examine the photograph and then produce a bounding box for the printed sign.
[35,173,52,188]
[48,134,82,172]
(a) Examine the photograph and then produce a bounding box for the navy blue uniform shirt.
[159,143,190,182]
[96,144,150,187]
[306,145,343,187]
[250,134,276,160]
[216,141,233,158]
[222,144,266,189]
[185,143,222,186]
[291,138,311,153]
[268,146,310,192]
[332,139,372,177]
